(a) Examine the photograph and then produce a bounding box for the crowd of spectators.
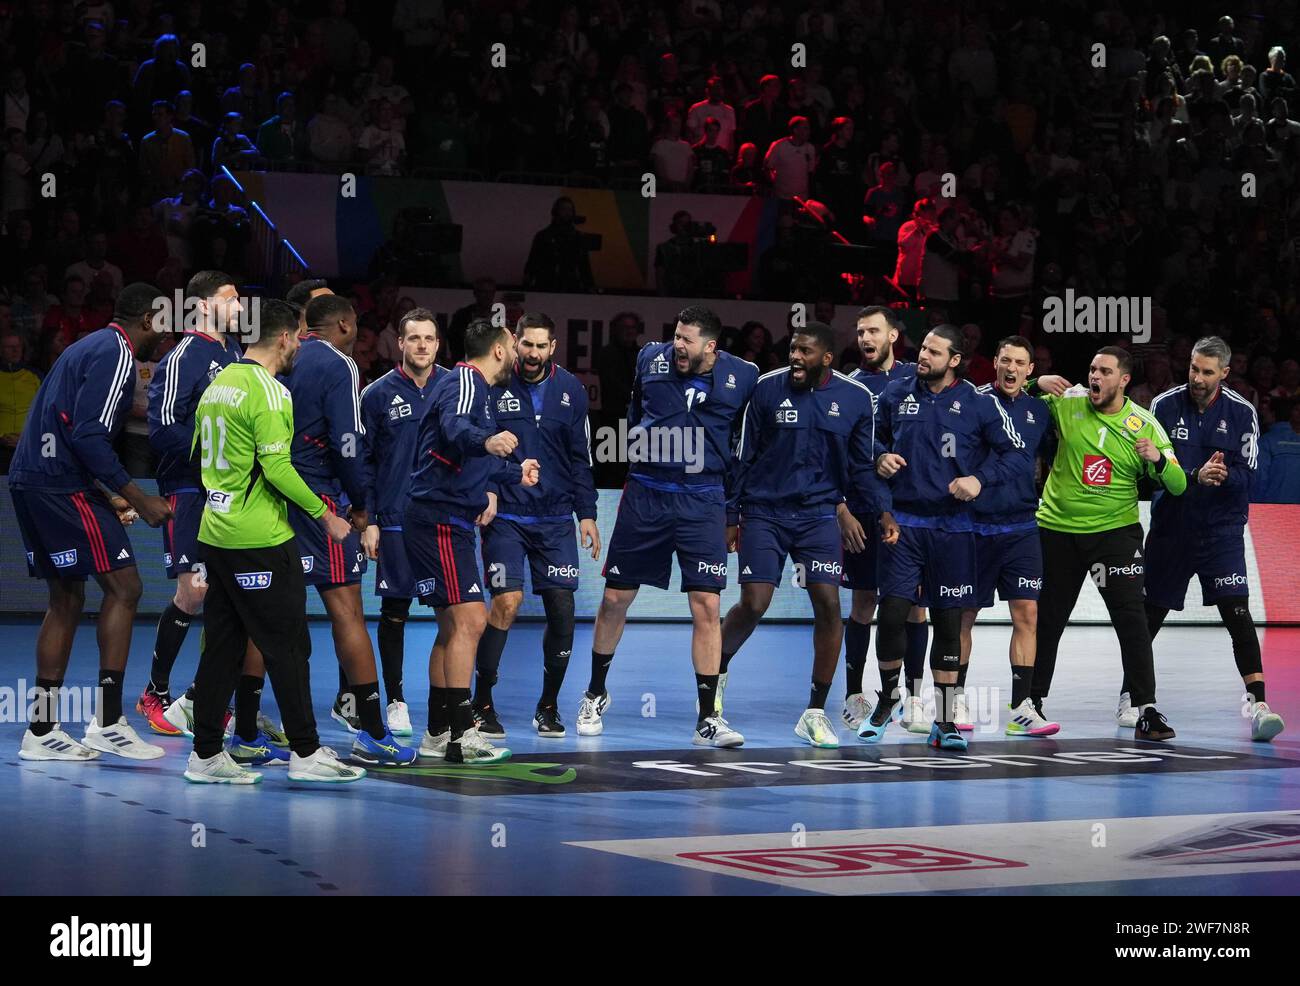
[2,2,1299,495]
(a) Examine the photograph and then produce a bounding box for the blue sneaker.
[928,721,968,751]
[857,689,903,742]
[228,731,291,767]
[351,728,418,767]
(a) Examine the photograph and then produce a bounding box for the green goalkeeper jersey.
[194,359,326,549]
[1036,389,1187,534]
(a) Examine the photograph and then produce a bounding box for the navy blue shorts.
[375,527,431,600]
[162,490,204,579]
[839,507,880,591]
[879,524,976,610]
[602,478,727,591]
[974,528,1043,609]
[739,513,843,586]
[403,502,485,608]
[1145,528,1249,610]
[12,487,135,580]
[481,515,579,595]
[288,495,366,587]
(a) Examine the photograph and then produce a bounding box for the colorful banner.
[255,174,782,290]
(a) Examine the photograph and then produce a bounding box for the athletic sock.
[150,602,193,696]
[934,682,955,724]
[809,678,831,710]
[97,668,124,725]
[720,649,736,674]
[31,677,63,737]
[696,673,718,723]
[541,639,571,708]
[957,662,969,691]
[878,664,902,703]
[904,621,927,697]
[843,618,870,695]
[352,682,385,739]
[377,613,406,704]
[1247,681,1266,704]
[448,688,473,741]
[1011,664,1034,708]
[427,686,449,736]
[235,675,263,741]
[337,664,349,701]
[474,623,509,709]
[588,650,613,696]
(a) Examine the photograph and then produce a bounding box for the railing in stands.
[221,165,311,293]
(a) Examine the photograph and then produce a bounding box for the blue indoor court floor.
[2,619,1298,896]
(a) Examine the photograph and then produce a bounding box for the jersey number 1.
[201,415,230,469]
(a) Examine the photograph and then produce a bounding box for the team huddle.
[10,274,1286,784]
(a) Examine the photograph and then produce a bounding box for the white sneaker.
[19,725,101,761]
[693,715,744,748]
[83,716,165,760]
[795,708,839,748]
[184,749,261,784]
[387,700,413,737]
[696,672,729,716]
[1116,692,1139,728]
[841,693,872,730]
[447,727,511,765]
[1004,698,1060,737]
[1251,702,1285,742]
[954,692,974,732]
[288,746,366,783]
[163,694,193,736]
[902,695,929,734]
[418,729,450,759]
[163,694,234,739]
[576,691,611,736]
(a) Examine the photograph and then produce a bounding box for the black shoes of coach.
[533,704,565,738]
[473,704,506,739]
[1135,706,1176,741]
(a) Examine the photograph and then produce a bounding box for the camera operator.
[523,196,596,293]
[654,210,725,297]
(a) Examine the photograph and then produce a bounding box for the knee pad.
[1218,599,1262,676]
[380,596,412,624]
[929,608,962,673]
[541,589,576,636]
[878,595,912,628]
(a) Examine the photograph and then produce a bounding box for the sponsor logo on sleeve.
[205,489,233,513]
[301,556,314,573]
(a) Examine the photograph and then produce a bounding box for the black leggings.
[1035,524,1156,707]
[1145,598,1262,683]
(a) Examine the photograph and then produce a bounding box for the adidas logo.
[469,583,480,593]
[177,555,189,564]
[391,394,404,405]
[779,398,794,408]
[100,676,114,685]
[378,580,388,589]
[1134,549,1142,559]
[608,566,620,575]
[1177,417,1185,426]
[742,565,752,574]
[209,360,221,371]
[500,390,514,399]
[116,549,130,561]
[903,394,917,402]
